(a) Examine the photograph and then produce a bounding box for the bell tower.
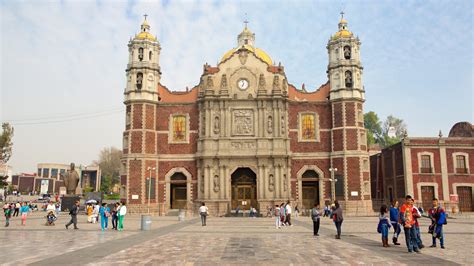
[122,16,161,207]
[327,13,371,213]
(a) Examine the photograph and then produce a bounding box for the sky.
[1,0,472,173]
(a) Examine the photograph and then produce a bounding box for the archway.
[301,169,320,210]
[170,172,187,209]
[231,167,257,211]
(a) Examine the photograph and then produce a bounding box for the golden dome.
[135,31,157,41]
[220,44,272,65]
[332,29,353,39]
[339,18,348,24]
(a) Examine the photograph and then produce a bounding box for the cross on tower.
[340,11,344,19]
[244,13,249,28]
[144,14,148,20]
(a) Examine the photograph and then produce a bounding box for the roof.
[158,84,198,103]
[448,122,474,138]
[220,45,272,66]
[288,82,330,102]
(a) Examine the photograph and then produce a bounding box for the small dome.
[135,32,157,41]
[448,122,474,138]
[332,29,353,39]
[220,45,272,65]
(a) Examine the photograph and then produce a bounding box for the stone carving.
[344,45,351,59]
[345,71,353,88]
[233,110,254,135]
[281,115,285,135]
[62,163,80,195]
[213,175,220,192]
[231,142,256,149]
[258,74,266,90]
[207,76,214,89]
[220,74,228,90]
[214,115,220,134]
[238,50,248,65]
[283,174,288,191]
[200,175,204,193]
[282,78,288,93]
[267,115,273,134]
[272,75,280,90]
[268,174,275,192]
[201,114,206,136]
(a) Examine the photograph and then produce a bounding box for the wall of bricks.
[347,157,361,200]
[288,102,332,129]
[132,104,143,129]
[289,131,331,153]
[345,102,356,126]
[128,159,142,205]
[130,131,143,153]
[346,129,358,150]
[145,104,155,130]
[332,102,343,128]
[145,132,155,154]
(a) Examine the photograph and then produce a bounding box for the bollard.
[141,215,152,231]
[178,209,185,221]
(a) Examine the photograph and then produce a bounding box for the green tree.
[364,112,407,148]
[0,123,14,163]
[364,111,382,146]
[93,147,122,192]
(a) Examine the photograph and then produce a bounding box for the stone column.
[439,145,449,201]
[402,142,414,197]
[220,165,225,199]
[276,164,282,199]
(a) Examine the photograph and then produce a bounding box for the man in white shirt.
[46,202,56,213]
[285,201,292,226]
[199,202,208,226]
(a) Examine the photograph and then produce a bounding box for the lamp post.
[147,167,156,214]
[329,168,338,203]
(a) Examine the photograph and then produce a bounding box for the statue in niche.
[213,116,220,134]
[345,71,353,88]
[283,174,288,191]
[136,73,143,90]
[282,79,288,93]
[268,174,275,192]
[200,175,204,193]
[258,74,266,90]
[207,76,214,89]
[344,46,351,59]
[220,74,228,90]
[273,75,280,90]
[281,115,285,135]
[213,175,220,192]
[267,115,273,134]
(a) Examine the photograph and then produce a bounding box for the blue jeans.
[101,216,108,230]
[404,226,419,252]
[415,226,423,247]
[381,223,389,239]
[432,225,444,247]
[335,221,343,237]
[391,222,401,238]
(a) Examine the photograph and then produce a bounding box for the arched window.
[343,46,351,59]
[138,47,144,61]
[136,72,143,90]
[345,70,353,88]
[149,51,152,60]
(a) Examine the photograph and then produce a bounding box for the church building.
[121,15,372,215]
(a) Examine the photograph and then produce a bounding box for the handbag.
[377,220,382,233]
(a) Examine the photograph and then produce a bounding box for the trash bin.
[141,215,152,231]
[178,209,185,221]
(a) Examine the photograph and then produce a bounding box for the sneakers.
[430,245,436,248]
[441,246,445,249]
[414,249,421,254]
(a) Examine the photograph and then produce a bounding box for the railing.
[420,167,432,174]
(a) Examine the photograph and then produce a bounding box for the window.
[172,115,187,142]
[126,111,131,126]
[335,174,344,200]
[345,70,353,88]
[301,114,316,140]
[136,72,143,90]
[149,51,152,60]
[343,46,351,59]
[37,168,42,176]
[420,155,432,173]
[60,169,66,179]
[145,177,156,199]
[138,47,144,61]
[456,155,467,174]
[43,168,50,178]
[51,168,58,178]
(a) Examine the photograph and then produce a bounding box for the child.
[20,202,30,226]
[274,205,281,229]
[3,203,12,227]
[378,204,392,247]
[99,203,111,231]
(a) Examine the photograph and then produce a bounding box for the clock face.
[237,79,249,90]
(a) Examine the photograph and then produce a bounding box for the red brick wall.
[131,131,143,153]
[333,129,343,151]
[157,133,198,154]
[158,161,197,181]
[128,160,142,204]
[145,104,154,130]
[346,129,358,150]
[345,102,356,126]
[288,102,332,129]
[347,157,361,200]
[446,148,474,173]
[291,159,330,198]
[132,104,143,129]
[448,175,474,194]
[156,104,199,131]
[411,148,441,173]
[289,131,331,153]
[412,175,443,200]
[333,102,343,128]
[145,132,155,154]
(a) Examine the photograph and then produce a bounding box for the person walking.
[274,205,281,229]
[20,202,30,226]
[86,204,93,223]
[111,202,119,230]
[311,204,321,236]
[199,202,208,226]
[13,202,20,217]
[378,204,392,247]
[399,195,420,253]
[118,202,127,231]
[285,201,292,226]
[333,200,343,239]
[412,206,424,249]
[429,198,446,249]
[390,200,401,245]
[65,200,80,230]
[3,203,12,227]
[99,203,110,231]
[294,205,299,218]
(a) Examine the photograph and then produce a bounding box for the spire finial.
[144,14,148,21]
[244,13,249,29]
[340,11,344,20]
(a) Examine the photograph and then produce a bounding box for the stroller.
[45,211,57,226]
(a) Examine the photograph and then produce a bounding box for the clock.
[237,79,249,90]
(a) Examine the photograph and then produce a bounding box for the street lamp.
[329,168,338,203]
[147,167,156,214]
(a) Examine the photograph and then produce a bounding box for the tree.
[364,112,407,148]
[0,123,14,164]
[364,111,382,146]
[93,147,122,192]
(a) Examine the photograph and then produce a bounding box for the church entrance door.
[231,168,257,211]
[301,170,320,210]
[170,172,187,209]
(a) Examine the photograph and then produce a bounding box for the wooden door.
[302,182,319,209]
[232,185,256,210]
[421,186,434,212]
[458,186,473,212]
[171,185,187,209]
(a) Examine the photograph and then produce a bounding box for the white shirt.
[199,206,208,213]
[46,204,55,212]
[286,204,292,214]
[119,205,127,216]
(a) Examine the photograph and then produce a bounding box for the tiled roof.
[158,84,198,103]
[287,82,330,102]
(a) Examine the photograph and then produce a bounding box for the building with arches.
[121,15,372,215]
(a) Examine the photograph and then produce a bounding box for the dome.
[448,122,474,138]
[332,29,353,39]
[135,31,157,41]
[220,45,273,65]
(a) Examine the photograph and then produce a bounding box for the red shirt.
[400,203,415,227]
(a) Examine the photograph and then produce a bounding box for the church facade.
[121,16,372,215]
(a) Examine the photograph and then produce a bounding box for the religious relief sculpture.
[213,175,220,192]
[258,74,266,91]
[345,70,353,88]
[280,115,286,135]
[343,45,351,59]
[267,115,273,134]
[220,74,228,90]
[200,175,204,193]
[268,174,275,192]
[283,174,288,191]
[282,78,288,93]
[233,110,254,135]
[238,50,248,65]
[207,76,214,89]
[272,75,280,90]
[213,115,220,134]
[62,163,80,195]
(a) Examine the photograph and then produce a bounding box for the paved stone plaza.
[0,213,473,265]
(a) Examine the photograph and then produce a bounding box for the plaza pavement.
[0,212,472,265]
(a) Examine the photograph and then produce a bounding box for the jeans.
[381,223,389,239]
[200,213,207,226]
[391,222,401,239]
[415,226,423,247]
[275,217,281,228]
[403,226,419,252]
[313,219,320,235]
[286,214,292,225]
[101,216,108,230]
[112,215,118,229]
[432,225,444,247]
[66,215,78,229]
[335,221,343,237]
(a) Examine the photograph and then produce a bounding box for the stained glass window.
[301,114,316,140]
[173,115,186,141]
